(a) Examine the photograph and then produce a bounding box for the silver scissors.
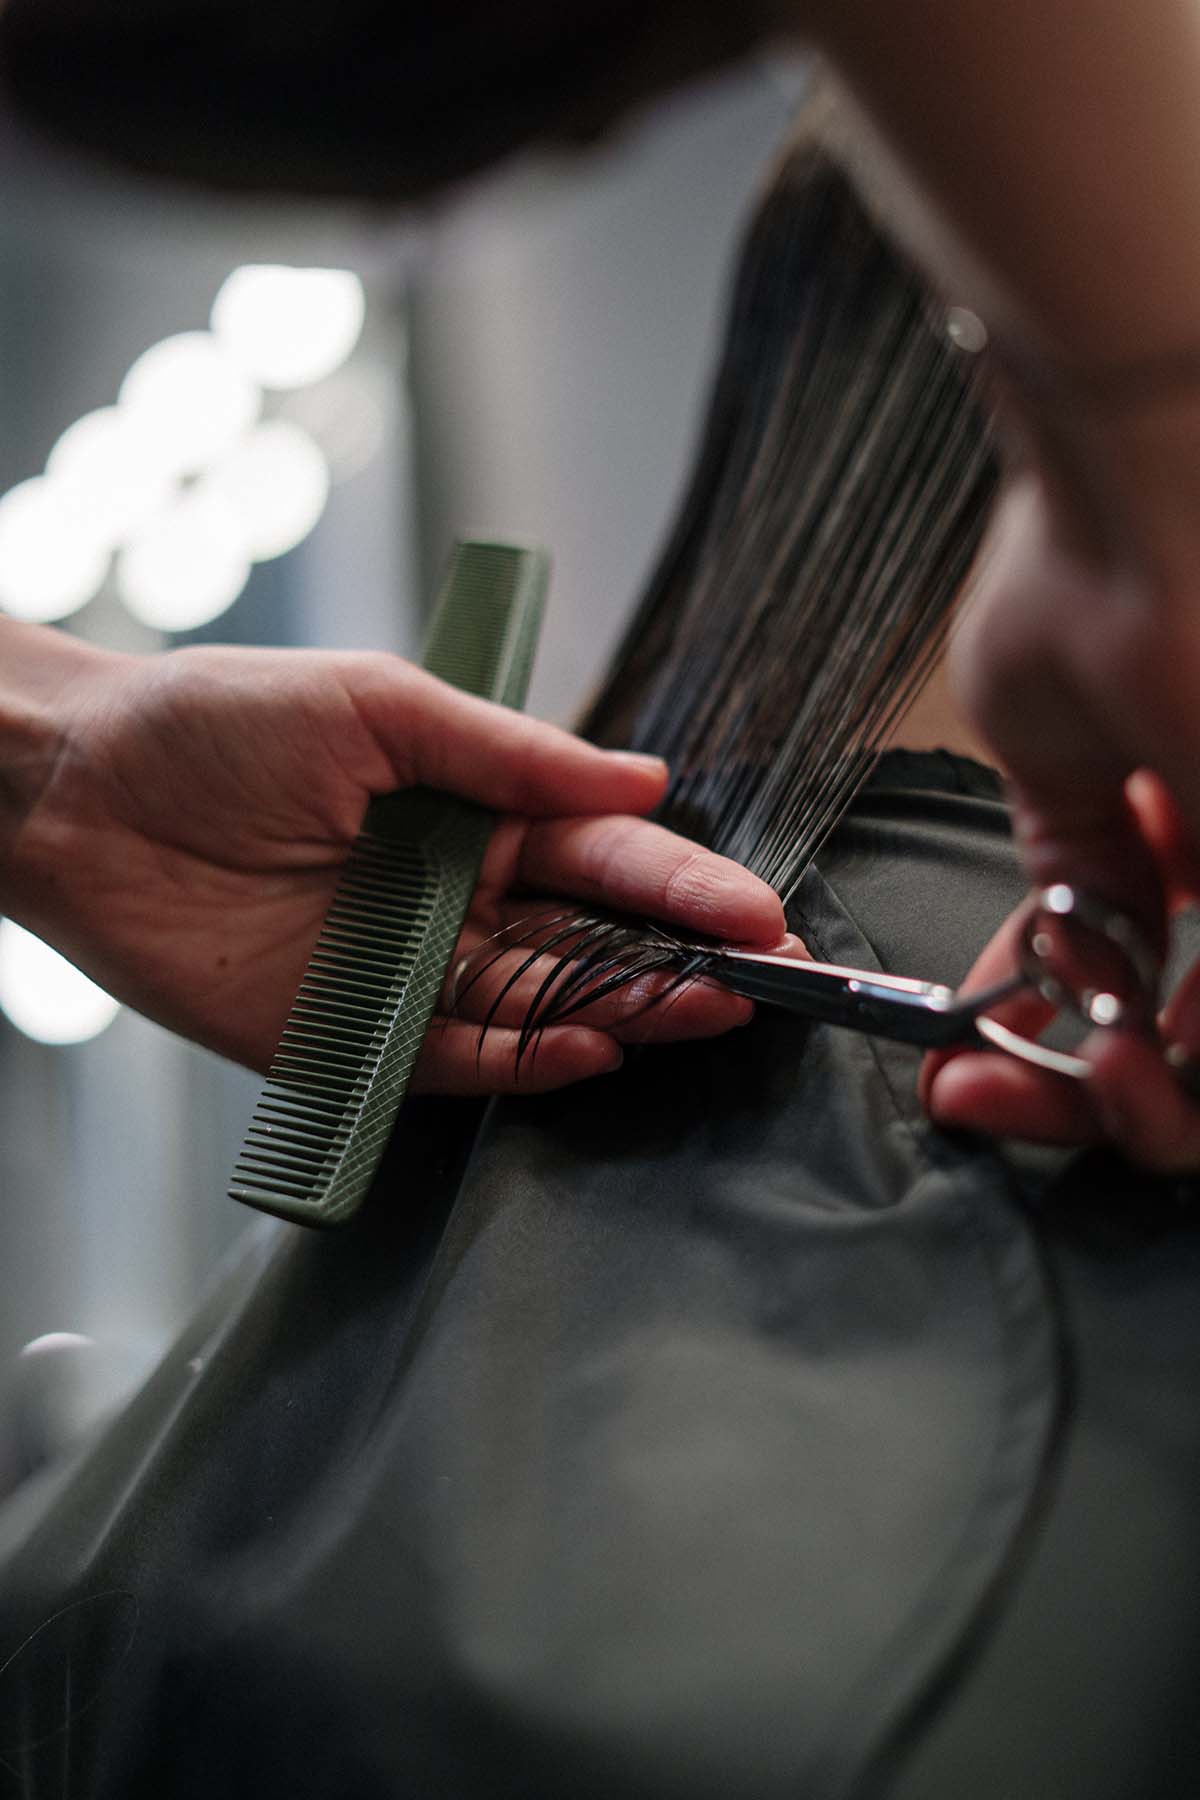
[695,884,1162,1079]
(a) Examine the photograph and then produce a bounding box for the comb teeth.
[425,540,544,708]
[228,831,434,1215]
[228,538,549,1228]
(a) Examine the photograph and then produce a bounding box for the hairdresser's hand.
[919,786,1200,1170]
[930,420,1200,1166]
[949,431,1200,939]
[933,368,1200,1165]
[0,626,786,1092]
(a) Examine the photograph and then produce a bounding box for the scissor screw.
[1087,991,1122,1027]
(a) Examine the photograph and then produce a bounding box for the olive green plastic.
[229,539,549,1227]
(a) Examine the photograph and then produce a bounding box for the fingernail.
[695,985,753,1025]
[607,752,668,776]
[1165,1042,1200,1100]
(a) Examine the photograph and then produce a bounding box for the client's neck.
[883,657,1001,771]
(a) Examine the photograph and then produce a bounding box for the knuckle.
[581,818,646,894]
[505,722,555,814]
[661,846,719,916]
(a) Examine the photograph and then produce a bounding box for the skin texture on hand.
[0,628,787,1093]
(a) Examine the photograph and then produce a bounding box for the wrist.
[0,622,119,913]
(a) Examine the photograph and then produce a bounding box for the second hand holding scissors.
[694,885,1162,1081]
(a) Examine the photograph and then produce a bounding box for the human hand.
[0,628,785,1091]
[939,375,1200,1163]
[920,772,1200,1170]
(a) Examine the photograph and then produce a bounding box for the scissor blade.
[704,949,979,1048]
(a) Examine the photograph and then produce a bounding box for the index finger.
[516,814,787,947]
[343,658,673,818]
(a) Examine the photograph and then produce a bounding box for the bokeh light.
[47,406,175,550]
[211,266,366,389]
[0,920,121,1045]
[118,332,261,476]
[0,268,371,637]
[0,478,110,622]
[115,490,251,631]
[199,421,330,562]
[280,364,392,485]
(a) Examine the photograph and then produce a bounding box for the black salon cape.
[2,753,1200,1800]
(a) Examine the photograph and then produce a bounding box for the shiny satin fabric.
[1,753,1199,1799]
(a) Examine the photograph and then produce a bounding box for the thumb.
[950,480,1165,938]
[955,612,1165,940]
[345,658,670,817]
[1005,765,1166,952]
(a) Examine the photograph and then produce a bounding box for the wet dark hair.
[465,131,1001,1053]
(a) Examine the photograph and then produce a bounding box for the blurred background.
[0,55,801,1466]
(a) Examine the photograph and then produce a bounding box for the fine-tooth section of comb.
[230,538,548,1228]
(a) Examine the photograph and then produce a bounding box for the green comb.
[229,538,549,1228]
